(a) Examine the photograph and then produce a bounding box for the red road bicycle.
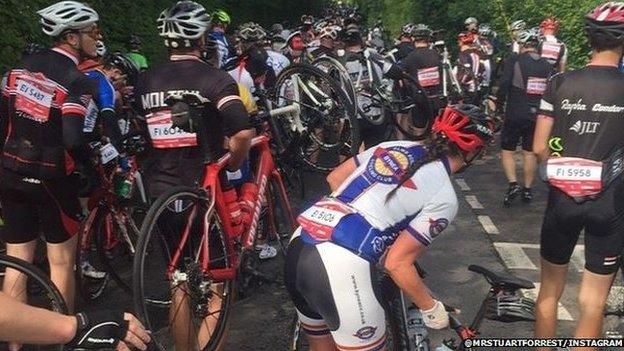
[77,134,149,301]
[132,95,297,350]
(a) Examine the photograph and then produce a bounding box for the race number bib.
[99,143,119,165]
[297,200,354,241]
[526,77,547,96]
[146,110,198,149]
[14,76,55,122]
[541,42,562,61]
[417,67,441,87]
[547,157,603,198]
[83,100,99,132]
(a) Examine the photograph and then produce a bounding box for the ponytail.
[386,134,458,201]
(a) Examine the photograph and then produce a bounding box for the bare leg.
[170,284,198,351]
[523,150,537,188]
[197,283,224,350]
[47,235,78,313]
[4,240,37,350]
[308,334,339,351]
[501,150,517,183]
[572,270,615,351]
[535,259,568,351]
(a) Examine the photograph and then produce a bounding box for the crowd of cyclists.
[1,0,624,350]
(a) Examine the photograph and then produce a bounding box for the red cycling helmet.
[458,31,475,45]
[431,105,494,153]
[540,17,560,31]
[586,2,624,41]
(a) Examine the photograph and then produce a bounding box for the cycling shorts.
[540,182,624,275]
[284,230,387,350]
[0,170,82,244]
[500,118,536,152]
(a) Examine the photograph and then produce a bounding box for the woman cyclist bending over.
[284,104,494,351]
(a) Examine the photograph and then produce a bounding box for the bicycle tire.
[264,175,296,257]
[391,73,433,141]
[0,254,68,351]
[311,56,358,111]
[275,63,361,172]
[133,186,234,351]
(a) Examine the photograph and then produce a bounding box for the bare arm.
[532,115,554,163]
[326,158,357,192]
[0,291,76,344]
[227,128,255,171]
[383,231,435,310]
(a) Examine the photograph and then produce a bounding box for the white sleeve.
[405,184,458,246]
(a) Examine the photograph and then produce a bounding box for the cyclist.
[126,34,148,71]
[0,0,101,314]
[403,24,445,134]
[0,291,150,350]
[508,20,527,54]
[476,24,497,94]
[532,2,624,347]
[392,23,415,62]
[310,25,339,60]
[209,9,234,69]
[342,24,398,148]
[285,104,494,351]
[455,31,483,105]
[263,35,291,77]
[136,0,253,200]
[283,31,306,63]
[538,17,567,73]
[494,29,551,207]
[229,22,277,94]
[82,52,139,143]
[464,17,479,34]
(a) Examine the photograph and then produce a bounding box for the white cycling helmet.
[157,1,210,41]
[465,17,478,26]
[318,26,338,40]
[37,1,99,37]
[516,28,540,44]
[509,20,526,31]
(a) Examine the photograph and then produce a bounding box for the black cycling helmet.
[342,23,362,45]
[586,2,624,43]
[104,52,139,86]
[485,291,536,323]
[412,24,432,41]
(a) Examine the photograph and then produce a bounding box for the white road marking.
[478,215,499,234]
[465,195,484,209]
[522,283,574,321]
[493,242,537,270]
[455,178,471,191]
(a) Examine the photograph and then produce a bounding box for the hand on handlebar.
[420,299,450,329]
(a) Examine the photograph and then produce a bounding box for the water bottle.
[406,305,430,351]
[113,173,133,199]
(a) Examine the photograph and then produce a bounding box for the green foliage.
[355,0,604,67]
[0,0,328,73]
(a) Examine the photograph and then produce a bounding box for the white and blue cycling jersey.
[84,69,115,133]
[209,30,232,69]
[297,140,458,263]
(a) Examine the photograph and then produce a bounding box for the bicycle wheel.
[77,207,110,302]
[275,63,360,172]
[263,175,297,256]
[133,186,234,351]
[391,73,433,140]
[0,254,68,351]
[311,56,358,109]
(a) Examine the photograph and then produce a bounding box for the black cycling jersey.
[0,48,92,180]
[456,48,483,93]
[497,51,552,120]
[134,55,251,198]
[540,66,624,161]
[393,41,414,62]
[403,47,443,98]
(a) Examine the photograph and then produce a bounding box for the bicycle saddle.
[468,265,534,290]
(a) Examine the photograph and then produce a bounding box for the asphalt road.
[77,149,624,350]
